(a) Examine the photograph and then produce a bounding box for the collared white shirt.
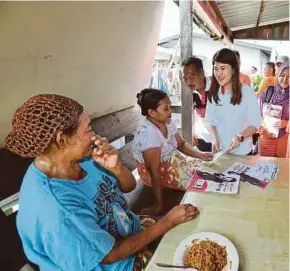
[205,84,261,155]
[192,76,212,142]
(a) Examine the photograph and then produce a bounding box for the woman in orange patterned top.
[133,88,212,215]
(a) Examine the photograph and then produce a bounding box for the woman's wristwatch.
[236,133,245,142]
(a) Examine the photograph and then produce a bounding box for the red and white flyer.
[186,170,240,194]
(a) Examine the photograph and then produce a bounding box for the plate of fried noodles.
[173,232,239,271]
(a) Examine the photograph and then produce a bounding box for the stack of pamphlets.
[186,162,279,193]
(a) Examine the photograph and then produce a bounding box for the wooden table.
[146,155,289,271]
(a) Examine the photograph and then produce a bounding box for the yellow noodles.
[184,239,228,271]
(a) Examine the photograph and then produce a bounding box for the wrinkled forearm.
[111,163,136,193]
[102,217,172,264]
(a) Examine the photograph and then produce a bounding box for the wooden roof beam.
[174,1,233,45]
[233,21,289,41]
[206,1,233,41]
[196,0,233,44]
[256,0,266,27]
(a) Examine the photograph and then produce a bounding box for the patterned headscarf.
[272,62,289,120]
[5,94,83,158]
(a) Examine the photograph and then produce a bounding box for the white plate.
[173,232,239,271]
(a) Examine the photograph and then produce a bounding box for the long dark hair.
[136,88,168,116]
[208,48,242,105]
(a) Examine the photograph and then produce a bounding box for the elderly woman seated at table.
[132,88,212,216]
[5,94,200,271]
[258,63,289,157]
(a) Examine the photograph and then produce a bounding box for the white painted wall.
[0,1,164,146]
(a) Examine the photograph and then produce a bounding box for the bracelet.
[236,134,244,142]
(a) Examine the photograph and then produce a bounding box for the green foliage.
[251,75,263,92]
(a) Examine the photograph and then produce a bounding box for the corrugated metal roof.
[216,0,289,31]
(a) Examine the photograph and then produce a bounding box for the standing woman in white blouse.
[205,48,261,155]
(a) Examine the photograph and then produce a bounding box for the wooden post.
[179,0,193,143]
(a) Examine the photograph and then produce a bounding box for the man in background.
[182,57,212,152]
[250,66,258,75]
[263,62,275,77]
[250,66,258,83]
[257,62,276,97]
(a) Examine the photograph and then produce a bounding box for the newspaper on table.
[224,162,279,189]
[262,103,283,138]
[186,170,240,194]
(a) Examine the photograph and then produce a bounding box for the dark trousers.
[252,133,259,145]
[197,139,212,152]
[252,133,259,155]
